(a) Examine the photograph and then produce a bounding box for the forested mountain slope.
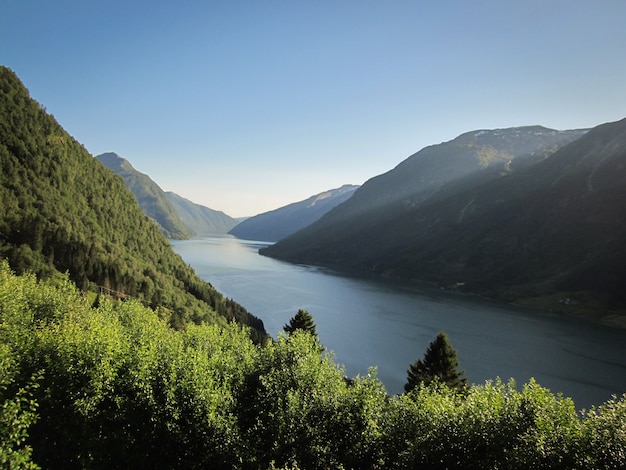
[96,152,192,239]
[97,153,239,236]
[166,191,239,235]
[0,66,265,338]
[263,122,626,318]
[229,184,358,242]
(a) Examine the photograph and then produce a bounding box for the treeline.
[1,263,624,469]
[0,66,265,339]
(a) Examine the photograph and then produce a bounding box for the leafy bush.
[1,261,625,469]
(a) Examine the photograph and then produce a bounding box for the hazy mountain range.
[97,152,239,238]
[228,184,359,242]
[97,152,193,239]
[262,122,626,322]
[98,152,360,242]
[165,191,240,236]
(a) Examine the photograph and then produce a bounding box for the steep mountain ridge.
[97,152,192,239]
[325,126,587,221]
[264,125,588,259]
[98,153,240,237]
[166,191,239,235]
[229,184,358,242]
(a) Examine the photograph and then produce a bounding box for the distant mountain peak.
[229,184,359,242]
[450,126,588,148]
[307,184,359,208]
[97,153,239,237]
[96,151,128,167]
[165,191,239,236]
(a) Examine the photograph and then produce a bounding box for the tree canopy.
[405,331,467,393]
[1,263,625,469]
[283,309,317,337]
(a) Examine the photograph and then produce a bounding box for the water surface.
[172,236,626,410]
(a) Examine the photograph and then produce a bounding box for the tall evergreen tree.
[283,309,317,337]
[404,331,467,393]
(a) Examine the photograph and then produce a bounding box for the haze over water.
[172,236,626,410]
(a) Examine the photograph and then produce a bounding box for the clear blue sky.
[2,1,625,217]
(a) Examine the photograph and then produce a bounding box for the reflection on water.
[172,235,626,410]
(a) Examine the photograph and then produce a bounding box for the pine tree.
[283,309,317,337]
[404,331,467,393]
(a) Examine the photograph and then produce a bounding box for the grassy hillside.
[0,66,265,339]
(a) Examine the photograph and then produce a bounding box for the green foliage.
[388,378,584,469]
[404,331,467,393]
[0,345,40,469]
[0,66,265,339]
[581,396,626,469]
[237,331,388,469]
[1,262,625,468]
[283,309,317,337]
[0,260,257,468]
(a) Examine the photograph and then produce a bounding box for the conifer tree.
[283,309,317,337]
[404,331,467,393]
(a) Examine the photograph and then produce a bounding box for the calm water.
[171,235,626,410]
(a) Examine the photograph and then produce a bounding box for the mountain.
[0,66,266,339]
[261,123,626,318]
[96,152,192,239]
[263,125,588,264]
[98,153,239,237]
[229,184,359,242]
[310,126,587,221]
[166,191,239,235]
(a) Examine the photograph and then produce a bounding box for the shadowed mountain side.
[263,125,589,266]
[262,121,626,319]
[97,152,192,239]
[318,126,588,222]
[166,191,239,236]
[229,184,358,242]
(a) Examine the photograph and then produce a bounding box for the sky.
[2,1,626,218]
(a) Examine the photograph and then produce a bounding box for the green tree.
[283,309,317,337]
[0,344,40,470]
[404,331,467,393]
[3,261,626,468]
